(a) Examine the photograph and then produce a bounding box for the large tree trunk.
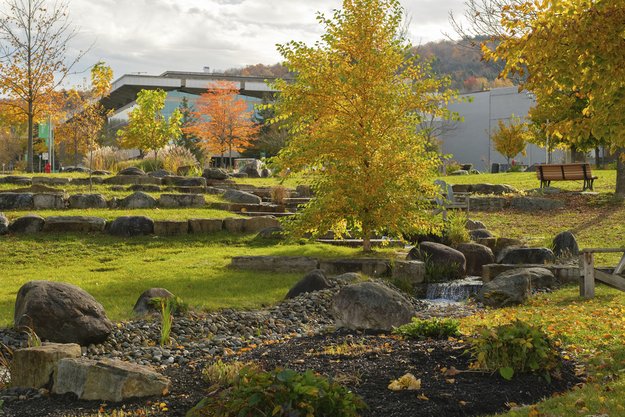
[27,103,34,172]
[616,148,625,197]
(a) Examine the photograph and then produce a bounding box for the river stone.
[469,229,494,240]
[223,189,262,205]
[108,216,154,236]
[286,270,332,299]
[153,220,189,236]
[0,213,7,235]
[14,281,113,345]
[477,270,531,308]
[456,243,495,276]
[552,231,579,258]
[332,282,414,331]
[202,168,229,180]
[188,218,223,234]
[498,247,555,264]
[243,216,280,233]
[133,288,175,316]
[119,192,157,209]
[408,242,466,280]
[9,215,45,233]
[53,358,170,401]
[11,343,81,389]
[43,216,107,233]
[0,193,34,210]
[118,167,146,176]
[158,193,205,208]
[68,194,107,209]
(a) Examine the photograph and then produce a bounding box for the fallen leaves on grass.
[388,373,421,391]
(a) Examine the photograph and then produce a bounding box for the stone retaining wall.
[469,196,564,212]
[482,263,580,283]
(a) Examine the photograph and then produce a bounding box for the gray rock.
[9,215,45,233]
[231,256,319,273]
[188,218,223,234]
[498,247,555,264]
[456,242,495,276]
[108,216,154,236]
[0,175,32,185]
[104,176,162,186]
[71,177,104,186]
[119,192,157,209]
[68,194,107,209]
[477,270,531,307]
[202,168,229,180]
[43,216,106,233]
[153,220,189,236]
[223,189,262,205]
[91,170,111,176]
[223,218,246,233]
[391,260,426,286]
[261,168,272,178]
[239,160,263,178]
[0,193,34,210]
[128,184,161,193]
[0,212,8,235]
[465,219,487,231]
[158,193,205,208]
[243,216,280,233]
[230,172,248,178]
[256,226,285,239]
[450,170,469,176]
[161,176,207,187]
[11,343,81,389]
[148,169,174,178]
[408,242,466,281]
[469,229,494,240]
[332,282,414,331]
[33,193,66,209]
[118,167,146,176]
[552,231,579,258]
[470,183,518,195]
[510,197,564,211]
[32,177,71,186]
[319,258,391,277]
[53,358,170,401]
[494,267,555,290]
[286,270,332,299]
[333,272,361,283]
[133,288,175,316]
[14,281,113,345]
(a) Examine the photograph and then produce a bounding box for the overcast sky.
[63,0,467,86]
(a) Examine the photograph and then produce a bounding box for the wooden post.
[580,251,595,298]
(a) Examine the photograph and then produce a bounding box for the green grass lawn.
[1,207,242,221]
[0,233,382,326]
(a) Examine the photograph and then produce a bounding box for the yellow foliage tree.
[491,116,528,166]
[482,0,625,194]
[272,0,457,252]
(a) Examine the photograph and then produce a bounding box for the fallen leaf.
[417,394,429,401]
[444,367,461,376]
[388,373,421,391]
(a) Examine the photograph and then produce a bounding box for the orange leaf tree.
[184,81,258,168]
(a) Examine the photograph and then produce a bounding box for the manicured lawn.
[1,207,241,221]
[0,233,386,326]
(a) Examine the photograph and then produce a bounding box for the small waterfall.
[426,276,483,302]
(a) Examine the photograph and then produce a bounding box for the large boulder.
[71,177,104,186]
[148,169,174,178]
[117,167,146,176]
[188,218,223,234]
[11,343,81,389]
[0,193,34,210]
[0,175,32,185]
[14,281,113,345]
[391,260,426,290]
[153,220,188,236]
[9,215,45,233]
[128,184,161,193]
[223,189,262,205]
[332,282,414,331]
[104,176,162,186]
[43,216,106,233]
[407,242,466,280]
[119,191,157,209]
[202,167,229,180]
[161,176,207,187]
[158,193,205,208]
[0,212,8,235]
[465,219,487,231]
[68,194,107,209]
[552,231,579,258]
[238,160,262,178]
[243,216,280,233]
[33,193,66,209]
[469,229,494,240]
[470,183,518,195]
[53,358,170,401]
[133,288,174,316]
[108,216,154,236]
[456,243,495,276]
[286,270,332,299]
[493,267,556,290]
[477,269,531,307]
[223,218,246,233]
[498,247,555,264]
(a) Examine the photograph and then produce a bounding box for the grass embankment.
[1,208,241,221]
[0,233,390,326]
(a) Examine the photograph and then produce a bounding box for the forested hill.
[223,38,512,93]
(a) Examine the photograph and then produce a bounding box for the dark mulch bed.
[3,331,581,417]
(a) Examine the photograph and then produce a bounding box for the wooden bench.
[536,163,598,191]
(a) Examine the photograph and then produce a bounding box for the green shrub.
[445,160,461,175]
[443,213,470,247]
[468,320,560,380]
[202,360,257,388]
[187,367,366,417]
[393,317,461,340]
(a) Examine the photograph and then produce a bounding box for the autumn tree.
[184,81,258,169]
[272,0,456,252]
[117,89,182,158]
[0,0,85,172]
[175,97,205,163]
[55,63,114,166]
[0,104,27,166]
[491,116,528,167]
[482,1,625,194]
[243,98,289,158]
